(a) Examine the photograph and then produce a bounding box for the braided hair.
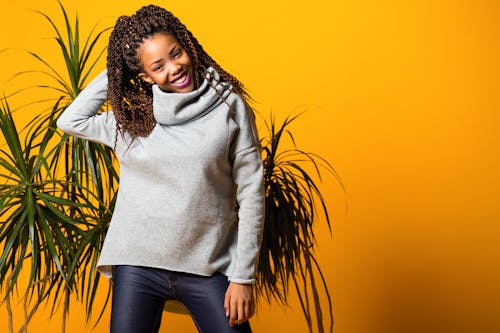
[107,4,249,138]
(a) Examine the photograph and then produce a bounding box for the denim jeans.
[110,265,252,333]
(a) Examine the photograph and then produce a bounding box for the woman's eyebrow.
[168,44,179,56]
[149,58,163,67]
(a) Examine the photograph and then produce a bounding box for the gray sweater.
[56,68,265,284]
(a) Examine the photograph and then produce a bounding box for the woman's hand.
[224,282,254,327]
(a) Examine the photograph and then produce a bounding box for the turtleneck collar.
[152,67,232,126]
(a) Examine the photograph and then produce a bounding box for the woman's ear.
[138,72,154,84]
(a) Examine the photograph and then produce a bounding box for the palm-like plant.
[257,114,342,333]
[0,2,116,331]
[0,97,93,332]
[0,3,342,333]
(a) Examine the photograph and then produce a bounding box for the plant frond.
[257,112,343,333]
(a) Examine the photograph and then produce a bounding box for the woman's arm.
[56,70,117,147]
[224,96,265,326]
[228,97,265,284]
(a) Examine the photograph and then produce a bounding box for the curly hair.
[107,4,249,138]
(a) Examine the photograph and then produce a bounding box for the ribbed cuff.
[227,277,255,285]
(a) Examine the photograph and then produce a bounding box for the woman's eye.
[154,65,163,71]
[174,49,182,58]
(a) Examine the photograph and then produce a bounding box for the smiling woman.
[56,4,265,333]
[3,0,500,332]
[0,1,338,332]
[136,32,195,93]
[105,5,250,139]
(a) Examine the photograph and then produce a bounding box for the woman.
[57,5,264,333]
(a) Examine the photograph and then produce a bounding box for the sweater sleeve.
[228,97,265,284]
[56,69,117,147]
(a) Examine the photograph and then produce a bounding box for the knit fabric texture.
[56,68,265,284]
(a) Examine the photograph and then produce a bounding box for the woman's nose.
[167,62,182,76]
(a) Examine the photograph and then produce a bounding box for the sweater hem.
[96,261,230,280]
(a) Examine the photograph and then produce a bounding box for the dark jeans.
[110,265,252,333]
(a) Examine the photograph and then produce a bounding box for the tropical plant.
[0,2,115,332]
[0,2,342,333]
[256,114,342,333]
[0,96,94,333]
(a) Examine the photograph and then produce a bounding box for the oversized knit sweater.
[56,67,265,284]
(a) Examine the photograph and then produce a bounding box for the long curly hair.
[107,5,249,138]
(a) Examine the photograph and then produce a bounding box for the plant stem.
[17,301,39,333]
[305,252,325,333]
[23,294,28,333]
[17,275,50,333]
[292,273,313,332]
[5,270,15,333]
[62,290,69,333]
[6,290,14,333]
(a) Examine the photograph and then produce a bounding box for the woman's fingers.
[224,288,230,318]
[229,295,238,327]
[237,297,246,324]
[225,282,254,327]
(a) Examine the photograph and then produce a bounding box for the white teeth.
[173,72,187,84]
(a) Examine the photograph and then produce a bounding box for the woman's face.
[137,32,195,93]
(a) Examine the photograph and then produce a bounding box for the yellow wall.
[1,0,499,332]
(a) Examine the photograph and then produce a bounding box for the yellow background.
[1,0,499,332]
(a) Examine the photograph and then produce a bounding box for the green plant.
[0,96,92,332]
[257,114,342,333]
[0,2,115,332]
[0,3,342,333]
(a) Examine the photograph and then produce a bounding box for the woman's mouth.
[171,71,191,89]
